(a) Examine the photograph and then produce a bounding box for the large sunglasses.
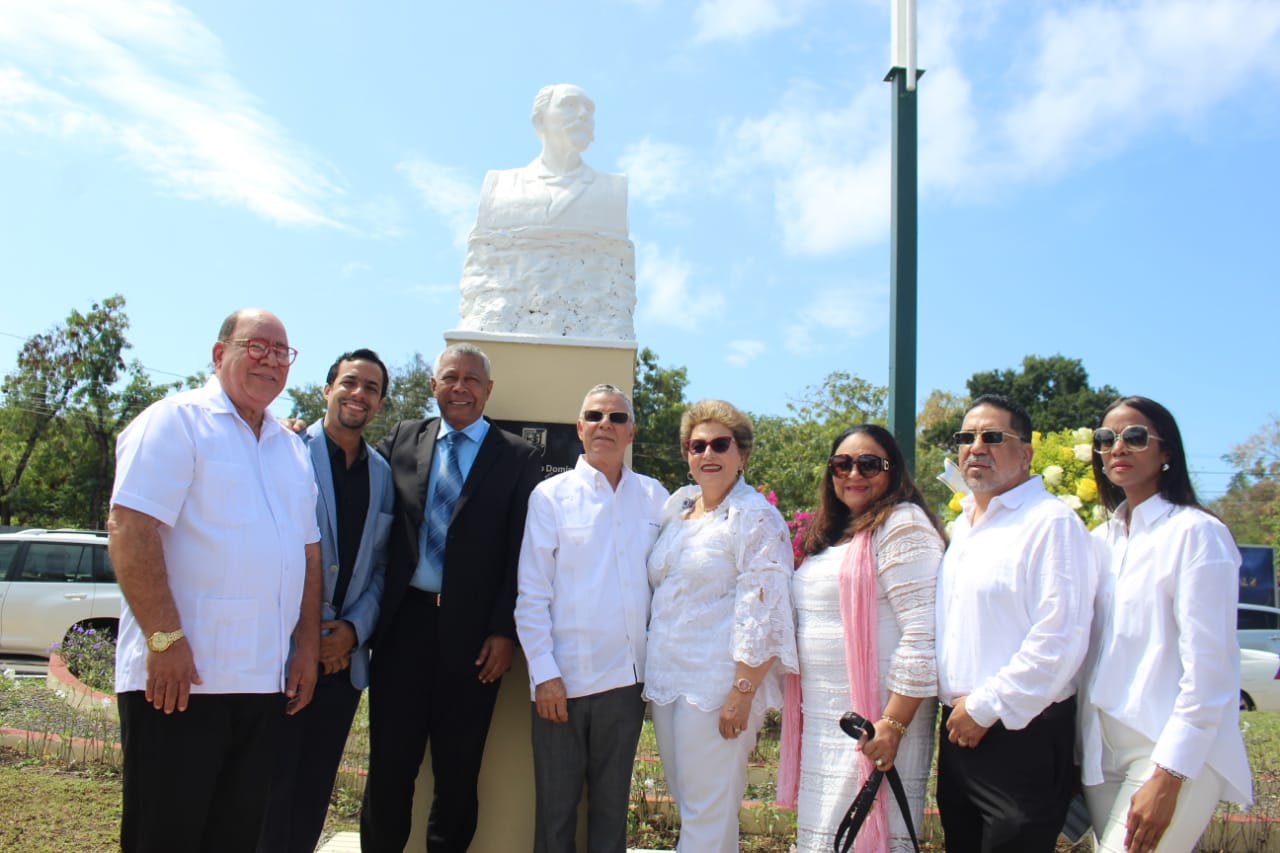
[686,436,735,455]
[582,410,630,424]
[828,453,891,478]
[952,430,1024,448]
[1092,425,1163,454]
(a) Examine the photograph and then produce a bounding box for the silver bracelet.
[1155,763,1188,782]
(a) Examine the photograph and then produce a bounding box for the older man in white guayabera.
[458,83,636,340]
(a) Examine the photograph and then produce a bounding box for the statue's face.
[542,84,595,152]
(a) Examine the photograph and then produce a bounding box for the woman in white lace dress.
[644,399,799,853]
[777,424,945,853]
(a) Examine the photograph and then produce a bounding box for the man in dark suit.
[360,342,541,853]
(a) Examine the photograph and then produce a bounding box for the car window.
[1239,607,1280,631]
[0,542,19,580]
[98,547,116,583]
[18,543,92,583]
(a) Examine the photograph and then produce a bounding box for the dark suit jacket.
[375,416,541,671]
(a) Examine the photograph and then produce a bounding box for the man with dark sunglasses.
[515,384,668,852]
[934,393,1097,853]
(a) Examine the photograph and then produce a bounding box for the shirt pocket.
[197,596,260,675]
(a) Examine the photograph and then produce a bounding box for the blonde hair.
[679,399,754,460]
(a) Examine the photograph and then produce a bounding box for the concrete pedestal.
[401,330,637,852]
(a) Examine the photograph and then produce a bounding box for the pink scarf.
[777,530,889,852]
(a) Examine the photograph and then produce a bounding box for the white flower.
[55,689,67,699]
[1092,505,1108,522]
[1073,443,1092,462]
[2,668,14,679]
[1042,465,1064,487]
[101,697,112,707]
[1073,427,1093,444]
[1059,494,1083,510]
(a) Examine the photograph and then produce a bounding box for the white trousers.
[1084,713,1225,853]
[650,698,766,853]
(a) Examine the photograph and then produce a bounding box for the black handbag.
[833,711,922,853]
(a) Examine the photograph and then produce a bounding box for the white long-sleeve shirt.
[515,456,668,699]
[936,475,1096,730]
[1081,495,1252,804]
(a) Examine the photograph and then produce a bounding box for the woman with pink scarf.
[778,424,945,852]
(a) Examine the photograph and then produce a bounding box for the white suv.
[0,528,121,657]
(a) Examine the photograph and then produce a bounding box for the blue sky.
[2,0,1278,501]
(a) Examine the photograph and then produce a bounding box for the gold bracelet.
[880,714,908,736]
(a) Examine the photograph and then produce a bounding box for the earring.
[1161,463,1170,472]
[737,468,744,477]
[687,472,695,482]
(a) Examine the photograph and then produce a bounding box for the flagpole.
[887,0,922,471]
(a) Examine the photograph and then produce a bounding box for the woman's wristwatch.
[734,677,756,694]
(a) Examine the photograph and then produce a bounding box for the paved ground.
[315,835,667,852]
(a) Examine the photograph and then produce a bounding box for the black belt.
[407,587,442,607]
[834,711,921,853]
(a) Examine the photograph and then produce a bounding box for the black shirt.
[325,431,371,614]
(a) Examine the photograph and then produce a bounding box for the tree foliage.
[920,354,1118,451]
[286,352,435,447]
[1213,414,1280,548]
[631,347,689,493]
[0,295,176,528]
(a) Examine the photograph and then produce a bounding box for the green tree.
[1214,415,1280,549]
[750,371,888,518]
[286,352,435,447]
[631,347,689,492]
[0,295,174,528]
[920,354,1118,451]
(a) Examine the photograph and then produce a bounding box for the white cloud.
[783,282,884,355]
[637,243,715,331]
[397,158,479,248]
[618,137,694,207]
[0,0,344,227]
[692,0,814,43]
[725,339,766,367]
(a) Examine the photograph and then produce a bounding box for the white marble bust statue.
[458,84,636,340]
[474,83,628,237]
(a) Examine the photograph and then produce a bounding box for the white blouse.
[643,478,799,712]
[1081,494,1252,804]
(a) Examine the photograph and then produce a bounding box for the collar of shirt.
[574,454,631,491]
[438,416,490,446]
[960,474,1044,524]
[324,430,368,468]
[202,375,287,440]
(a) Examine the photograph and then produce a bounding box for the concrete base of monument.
[397,330,638,852]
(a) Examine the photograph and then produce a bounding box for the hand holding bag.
[833,711,921,853]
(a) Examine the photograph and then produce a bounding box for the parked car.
[1240,647,1280,712]
[1238,602,1280,655]
[0,528,120,658]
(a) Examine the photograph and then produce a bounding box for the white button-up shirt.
[1081,495,1252,803]
[936,475,1096,729]
[515,456,668,699]
[112,377,320,695]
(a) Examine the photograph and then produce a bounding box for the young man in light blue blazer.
[259,348,396,853]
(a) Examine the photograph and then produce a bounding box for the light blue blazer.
[305,419,394,690]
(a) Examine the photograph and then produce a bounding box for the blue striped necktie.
[426,431,464,578]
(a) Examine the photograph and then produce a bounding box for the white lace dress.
[644,478,799,714]
[793,503,943,853]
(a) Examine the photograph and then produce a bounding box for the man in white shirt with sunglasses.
[935,393,1097,853]
[516,384,668,852]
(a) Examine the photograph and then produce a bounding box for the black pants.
[119,690,282,853]
[360,589,502,853]
[257,669,363,853]
[936,697,1076,853]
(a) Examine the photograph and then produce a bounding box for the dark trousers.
[360,589,502,853]
[257,669,363,853]
[531,682,646,853]
[119,690,282,853]
[936,697,1076,853]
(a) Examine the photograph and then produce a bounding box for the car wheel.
[1240,690,1256,712]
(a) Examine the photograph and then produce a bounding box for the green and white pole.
[887,0,922,472]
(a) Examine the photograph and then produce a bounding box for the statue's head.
[531,84,595,153]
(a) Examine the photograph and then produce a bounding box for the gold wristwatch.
[147,629,186,653]
[734,677,756,694]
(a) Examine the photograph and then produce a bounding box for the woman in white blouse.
[776,424,945,853]
[1082,396,1252,853]
[644,399,799,853]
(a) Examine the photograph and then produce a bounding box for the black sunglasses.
[828,453,891,478]
[686,436,735,455]
[1093,425,1162,454]
[953,430,1024,447]
[582,410,630,424]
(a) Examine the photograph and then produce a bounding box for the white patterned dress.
[793,504,942,853]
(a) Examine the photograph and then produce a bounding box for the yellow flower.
[1031,430,1043,447]
[948,492,964,513]
[1077,478,1098,503]
[1059,446,1074,462]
